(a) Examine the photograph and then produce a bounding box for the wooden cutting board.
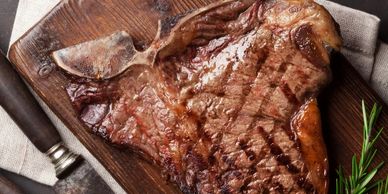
[8,0,388,193]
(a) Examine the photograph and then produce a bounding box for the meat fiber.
[52,0,342,193]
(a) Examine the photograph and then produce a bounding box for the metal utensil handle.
[0,52,61,152]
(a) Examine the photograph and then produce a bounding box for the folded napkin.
[371,42,388,102]
[316,0,380,79]
[1,0,386,194]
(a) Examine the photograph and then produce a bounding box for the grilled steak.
[52,0,342,193]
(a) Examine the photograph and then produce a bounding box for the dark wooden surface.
[320,53,388,192]
[7,0,388,193]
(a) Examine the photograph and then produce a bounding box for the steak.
[52,0,342,193]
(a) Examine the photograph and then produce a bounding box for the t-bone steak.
[52,0,342,193]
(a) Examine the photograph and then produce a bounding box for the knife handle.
[0,53,81,179]
[0,52,61,153]
[0,172,24,194]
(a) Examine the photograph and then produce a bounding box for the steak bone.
[52,0,256,80]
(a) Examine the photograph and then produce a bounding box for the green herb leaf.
[336,100,386,194]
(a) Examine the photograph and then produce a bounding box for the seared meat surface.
[54,0,342,193]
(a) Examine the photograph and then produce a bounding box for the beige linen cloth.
[1,0,387,193]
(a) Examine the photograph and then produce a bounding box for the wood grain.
[320,53,388,191]
[7,0,387,193]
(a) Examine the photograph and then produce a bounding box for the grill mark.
[215,63,297,193]
[223,47,268,132]
[188,63,303,191]
[257,126,299,173]
[239,177,251,192]
[210,43,268,189]
[279,82,299,105]
[281,122,296,142]
[254,114,285,123]
[239,150,274,192]
[215,116,260,192]
[248,165,256,175]
[235,117,272,191]
[238,139,249,150]
[278,62,289,73]
[256,159,289,192]
[257,126,316,192]
[256,60,289,119]
[264,155,296,191]
[196,114,211,142]
[238,119,260,162]
[297,175,316,193]
[281,122,302,150]
[273,182,285,193]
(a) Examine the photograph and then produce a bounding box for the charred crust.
[184,148,208,172]
[297,175,316,193]
[220,184,231,194]
[160,12,191,38]
[151,0,171,14]
[246,150,257,161]
[293,24,327,69]
[258,126,315,191]
[279,82,299,105]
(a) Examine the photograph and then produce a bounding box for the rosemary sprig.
[336,100,387,194]
[377,177,388,194]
